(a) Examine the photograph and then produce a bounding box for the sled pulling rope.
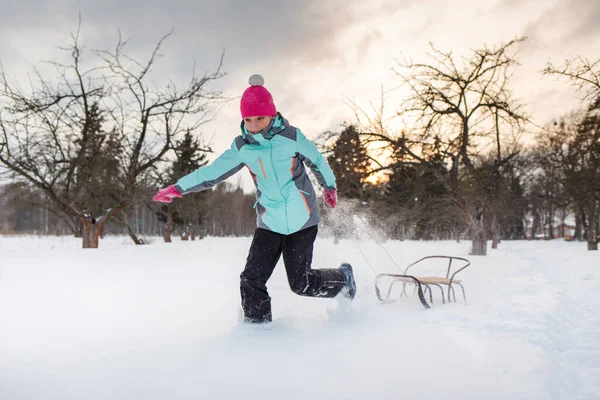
[350,215,471,308]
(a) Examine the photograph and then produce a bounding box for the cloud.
[521,0,600,47]
[0,0,393,115]
[354,30,383,63]
[0,0,361,67]
[565,0,600,40]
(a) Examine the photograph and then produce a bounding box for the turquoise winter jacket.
[174,114,336,235]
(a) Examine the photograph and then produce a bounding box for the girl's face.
[244,116,274,134]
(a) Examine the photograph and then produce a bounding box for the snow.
[0,235,599,400]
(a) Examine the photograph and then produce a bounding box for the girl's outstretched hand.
[323,188,337,209]
[153,185,182,203]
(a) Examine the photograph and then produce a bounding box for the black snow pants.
[240,225,346,323]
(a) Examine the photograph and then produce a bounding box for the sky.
[2,0,599,188]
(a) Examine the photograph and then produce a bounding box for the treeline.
[320,113,599,248]
[0,181,256,239]
[3,102,597,249]
[0,30,598,252]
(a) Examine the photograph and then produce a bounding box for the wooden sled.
[375,256,470,308]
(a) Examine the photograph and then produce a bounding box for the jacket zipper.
[258,158,267,178]
[267,141,288,233]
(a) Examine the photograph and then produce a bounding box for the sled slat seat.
[417,277,461,285]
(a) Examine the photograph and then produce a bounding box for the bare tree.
[0,25,225,248]
[544,56,600,250]
[357,38,526,254]
[543,57,600,106]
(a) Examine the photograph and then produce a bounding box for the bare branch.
[543,56,600,103]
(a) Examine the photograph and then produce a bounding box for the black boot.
[340,263,356,300]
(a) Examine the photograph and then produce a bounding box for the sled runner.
[374,256,470,308]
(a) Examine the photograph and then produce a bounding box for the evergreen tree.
[502,162,527,239]
[327,125,370,199]
[322,125,371,242]
[171,130,209,179]
[383,136,461,240]
[563,106,600,250]
[157,129,211,241]
[73,106,125,219]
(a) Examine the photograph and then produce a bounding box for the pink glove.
[153,185,182,203]
[323,188,337,209]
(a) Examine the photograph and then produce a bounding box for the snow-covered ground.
[0,234,598,400]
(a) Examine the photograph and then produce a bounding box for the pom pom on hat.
[248,74,264,86]
[240,74,276,118]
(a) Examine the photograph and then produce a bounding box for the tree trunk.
[491,232,500,249]
[586,204,598,251]
[491,214,500,249]
[575,212,583,241]
[163,204,173,243]
[181,225,190,241]
[124,223,145,245]
[470,218,487,256]
[471,231,487,255]
[74,221,84,238]
[80,203,129,248]
[548,202,554,239]
[531,212,540,240]
[587,236,598,250]
[81,219,101,249]
[558,210,566,238]
[116,211,145,245]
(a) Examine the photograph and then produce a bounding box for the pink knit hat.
[240,74,277,118]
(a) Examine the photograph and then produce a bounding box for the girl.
[153,74,356,324]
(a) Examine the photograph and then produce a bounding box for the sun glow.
[363,172,387,185]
